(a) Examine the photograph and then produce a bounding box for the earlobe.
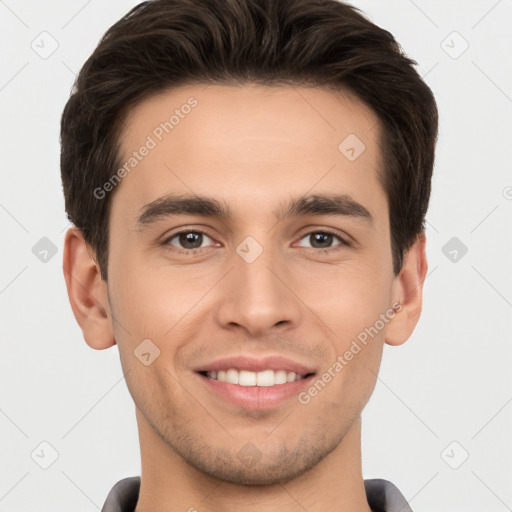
[62,227,116,350]
[385,234,428,346]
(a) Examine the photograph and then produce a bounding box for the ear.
[385,233,428,346]
[62,227,116,350]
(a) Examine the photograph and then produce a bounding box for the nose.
[215,243,301,338]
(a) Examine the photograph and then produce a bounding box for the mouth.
[194,356,317,410]
[198,368,315,386]
[196,370,316,410]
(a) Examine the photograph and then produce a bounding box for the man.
[60,0,438,510]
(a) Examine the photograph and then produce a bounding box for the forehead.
[120,83,379,155]
[114,83,386,224]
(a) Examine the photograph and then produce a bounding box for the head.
[61,0,437,486]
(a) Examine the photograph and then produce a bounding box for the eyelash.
[162,228,350,255]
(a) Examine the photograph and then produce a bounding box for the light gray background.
[1,1,511,510]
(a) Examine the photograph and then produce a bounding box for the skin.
[63,83,427,511]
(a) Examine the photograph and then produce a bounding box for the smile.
[201,369,312,386]
[196,371,316,410]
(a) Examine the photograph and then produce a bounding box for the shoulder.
[365,478,413,512]
[101,476,140,512]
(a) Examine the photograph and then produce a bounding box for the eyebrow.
[136,192,373,227]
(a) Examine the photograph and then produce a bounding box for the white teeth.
[225,369,239,385]
[239,370,256,386]
[256,369,274,387]
[275,370,287,385]
[205,369,307,386]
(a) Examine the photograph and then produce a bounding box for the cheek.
[108,257,212,388]
[108,252,205,339]
[122,356,183,431]
[300,261,392,343]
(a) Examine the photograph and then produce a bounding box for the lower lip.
[196,373,315,410]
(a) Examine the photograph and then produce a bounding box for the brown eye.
[165,230,213,251]
[297,231,348,250]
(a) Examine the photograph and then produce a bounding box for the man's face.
[106,84,398,484]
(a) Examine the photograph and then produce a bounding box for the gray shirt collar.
[101,476,413,512]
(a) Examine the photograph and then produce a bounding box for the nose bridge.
[237,241,280,298]
[215,236,300,336]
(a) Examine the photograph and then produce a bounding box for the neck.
[134,411,372,512]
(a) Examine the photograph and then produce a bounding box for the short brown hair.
[60,0,438,280]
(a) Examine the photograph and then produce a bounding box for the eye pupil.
[311,232,333,248]
[180,232,202,249]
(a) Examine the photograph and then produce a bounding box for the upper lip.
[194,355,317,375]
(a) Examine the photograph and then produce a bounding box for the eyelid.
[294,228,351,249]
[161,227,215,250]
[161,226,352,254]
